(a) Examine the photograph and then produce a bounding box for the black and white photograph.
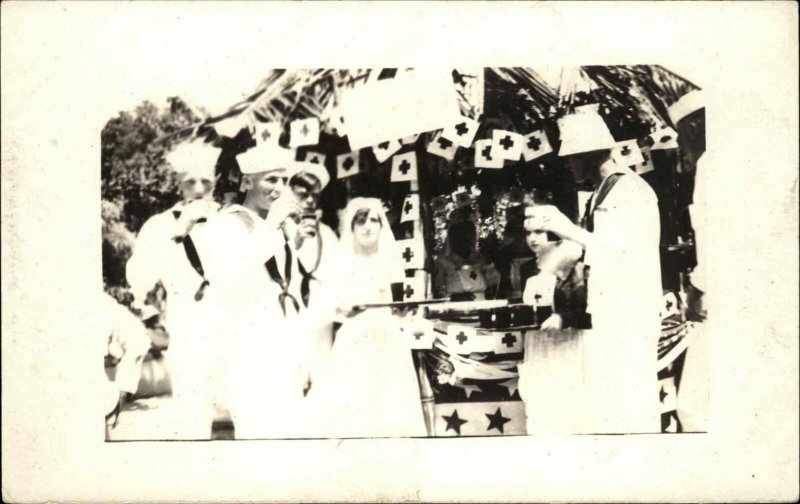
[101,66,708,440]
[3,2,798,503]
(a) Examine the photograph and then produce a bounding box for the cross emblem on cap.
[621,145,631,156]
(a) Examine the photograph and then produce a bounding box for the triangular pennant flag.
[650,126,679,150]
[254,121,280,145]
[303,150,327,166]
[442,117,479,148]
[474,138,504,169]
[390,152,418,182]
[371,139,402,163]
[630,146,654,174]
[611,139,644,166]
[396,237,424,269]
[399,133,421,146]
[336,151,360,179]
[427,131,458,161]
[400,193,420,223]
[289,117,320,148]
[401,270,426,301]
[492,129,524,161]
[521,130,553,161]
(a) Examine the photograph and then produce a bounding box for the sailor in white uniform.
[125,141,223,439]
[536,104,663,433]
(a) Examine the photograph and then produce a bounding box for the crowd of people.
[104,96,707,439]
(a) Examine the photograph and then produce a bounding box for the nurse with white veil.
[306,197,427,438]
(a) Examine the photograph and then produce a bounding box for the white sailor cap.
[236,142,296,175]
[291,160,330,189]
[165,142,220,180]
[557,104,617,157]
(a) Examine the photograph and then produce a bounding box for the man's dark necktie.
[172,210,210,301]
[265,241,300,316]
[297,232,323,308]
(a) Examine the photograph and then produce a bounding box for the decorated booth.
[164,66,704,436]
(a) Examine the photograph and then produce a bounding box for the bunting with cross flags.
[336,151,360,179]
[426,131,459,161]
[630,146,654,174]
[492,129,524,161]
[612,139,645,166]
[520,130,553,161]
[401,270,427,302]
[390,151,419,182]
[400,193,420,223]
[289,117,320,147]
[303,150,327,166]
[396,237,425,269]
[474,138,504,169]
[372,139,402,163]
[441,117,479,148]
[649,125,680,150]
[254,121,280,145]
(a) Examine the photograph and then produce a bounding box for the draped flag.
[521,130,553,161]
[336,151,360,179]
[289,117,320,147]
[390,152,419,182]
[434,402,526,436]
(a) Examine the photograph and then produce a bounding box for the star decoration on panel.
[521,130,553,161]
[336,151,360,179]
[485,407,512,434]
[390,151,419,182]
[492,129,524,161]
[442,409,469,436]
[372,139,402,163]
[289,117,320,148]
[426,131,458,161]
[474,138,504,169]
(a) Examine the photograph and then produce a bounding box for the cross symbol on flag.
[527,136,541,151]
[482,145,493,160]
[500,135,515,150]
[522,130,552,161]
[456,331,468,344]
[475,138,503,169]
[502,333,517,348]
[469,271,478,280]
[455,122,469,136]
[402,247,414,262]
[621,145,631,156]
[399,160,411,175]
[666,299,673,310]
[378,141,390,150]
[534,293,542,302]
[310,156,319,164]
[343,157,354,170]
[404,285,415,298]
[404,200,413,214]
[438,137,453,149]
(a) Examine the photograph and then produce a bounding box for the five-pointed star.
[460,383,482,399]
[442,409,468,435]
[485,407,512,434]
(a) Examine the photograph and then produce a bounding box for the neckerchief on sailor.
[265,238,300,316]
[172,209,210,301]
[296,231,323,308]
[583,172,626,232]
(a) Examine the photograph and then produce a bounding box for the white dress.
[305,251,428,438]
